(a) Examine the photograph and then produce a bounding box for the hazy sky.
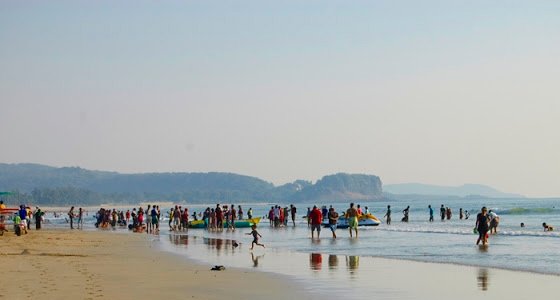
[1,1,559,197]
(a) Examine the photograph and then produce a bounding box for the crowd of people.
[0,202,45,236]
[0,199,555,248]
[267,205,297,227]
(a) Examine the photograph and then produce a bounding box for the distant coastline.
[1,163,523,206]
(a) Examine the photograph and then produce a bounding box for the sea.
[42,196,560,298]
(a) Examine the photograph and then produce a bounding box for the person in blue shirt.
[18,205,27,229]
[429,205,434,222]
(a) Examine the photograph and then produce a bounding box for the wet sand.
[165,233,560,300]
[0,229,307,300]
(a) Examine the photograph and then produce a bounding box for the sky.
[1,1,559,197]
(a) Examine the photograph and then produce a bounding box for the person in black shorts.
[246,225,265,250]
[475,207,490,245]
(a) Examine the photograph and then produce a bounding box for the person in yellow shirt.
[0,200,6,209]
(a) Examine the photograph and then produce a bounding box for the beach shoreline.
[2,226,559,300]
[0,229,310,300]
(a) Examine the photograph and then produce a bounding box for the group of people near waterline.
[0,201,45,235]
[0,200,555,248]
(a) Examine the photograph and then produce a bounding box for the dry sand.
[0,229,306,300]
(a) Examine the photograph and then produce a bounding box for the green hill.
[0,163,383,205]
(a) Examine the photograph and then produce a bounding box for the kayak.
[188,217,261,229]
[322,213,381,229]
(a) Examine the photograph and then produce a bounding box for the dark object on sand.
[211,265,225,271]
[232,241,239,247]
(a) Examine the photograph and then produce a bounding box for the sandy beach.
[0,229,306,300]
[2,226,559,300]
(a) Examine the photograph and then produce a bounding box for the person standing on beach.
[309,205,322,239]
[273,206,280,227]
[384,205,391,225]
[346,203,359,238]
[209,208,216,230]
[156,206,161,229]
[306,207,311,227]
[125,210,130,225]
[216,204,223,231]
[151,206,159,233]
[246,225,265,250]
[268,207,274,226]
[182,207,189,232]
[327,207,339,239]
[230,204,237,230]
[290,204,297,226]
[68,206,75,229]
[146,205,152,232]
[475,207,490,246]
[34,207,44,230]
[459,208,464,220]
[25,206,32,229]
[247,208,253,219]
[440,205,445,221]
[77,208,84,229]
[168,208,173,229]
[238,205,243,220]
[428,205,434,222]
[16,205,26,230]
[173,206,181,231]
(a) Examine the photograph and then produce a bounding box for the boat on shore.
[322,213,381,229]
[188,217,261,229]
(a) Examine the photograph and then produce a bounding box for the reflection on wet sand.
[251,252,264,267]
[346,256,359,274]
[170,235,362,279]
[168,234,241,255]
[310,254,359,276]
[169,234,189,246]
[328,255,339,270]
[310,253,322,270]
[477,268,489,291]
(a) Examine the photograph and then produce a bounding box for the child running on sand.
[246,225,265,250]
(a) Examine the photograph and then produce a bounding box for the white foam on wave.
[370,225,560,238]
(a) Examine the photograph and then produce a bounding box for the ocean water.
[159,197,560,274]
[41,197,560,275]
